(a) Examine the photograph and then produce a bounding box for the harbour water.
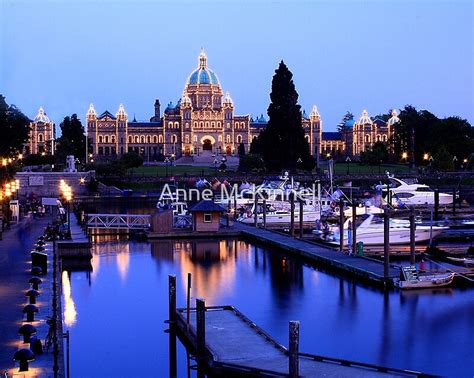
[63,238,474,377]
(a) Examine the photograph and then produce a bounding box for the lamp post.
[213,158,218,174]
[164,157,170,177]
[452,156,458,171]
[346,156,351,175]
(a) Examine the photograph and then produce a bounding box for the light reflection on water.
[63,238,474,377]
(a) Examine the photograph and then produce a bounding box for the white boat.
[446,256,474,267]
[156,193,188,216]
[394,266,455,289]
[376,174,453,207]
[321,213,448,246]
[237,201,320,225]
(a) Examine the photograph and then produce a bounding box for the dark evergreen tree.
[56,114,86,163]
[250,61,314,171]
[0,95,30,157]
[337,111,354,133]
[237,142,245,157]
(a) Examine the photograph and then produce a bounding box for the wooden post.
[352,205,357,256]
[384,208,390,278]
[452,188,456,215]
[65,330,70,378]
[409,206,415,265]
[196,298,206,357]
[339,199,344,252]
[289,320,300,378]
[290,193,295,237]
[186,273,192,331]
[169,323,177,378]
[434,188,439,221]
[254,196,258,227]
[263,199,267,229]
[299,199,304,239]
[233,192,237,220]
[168,275,176,323]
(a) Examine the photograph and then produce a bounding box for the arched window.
[194,122,198,128]
[236,134,242,143]
[305,135,310,143]
[252,136,257,142]
[153,136,158,143]
[98,135,103,143]
[139,136,144,143]
[217,122,221,128]
[171,135,177,143]
[168,122,173,128]
[226,135,231,143]
[185,135,190,144]
[158,135,163,143]
[185,122,189,128]
[200,122,204,128]
[128,136,133,143]
[193,136,197,142]
[111,135,116,143]
[227,123,230,129]
[218,135,222,142]
[211,122,215,128]
[365,134,370,143]
[376,135,381,142]
[104,136,109,143]
[383,135,387,142]
[38,134,43,142]
[146,136,150,143]
[205,121,210,128]
[174,122,179,128]
[135,136,139,143]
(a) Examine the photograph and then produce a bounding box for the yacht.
[375,174,453,207]
[237,201,320,226]
[320,213,448,246]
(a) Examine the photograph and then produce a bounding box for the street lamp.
[345,156,351,175]
[213,158,218,174]
[164,157,170,177]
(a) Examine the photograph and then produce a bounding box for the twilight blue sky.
[1,0,473,134]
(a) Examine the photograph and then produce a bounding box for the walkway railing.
[86,214,151,229]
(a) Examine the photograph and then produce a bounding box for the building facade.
[25,107,55,155]
[83,50,399,162]
[86,50,322,162]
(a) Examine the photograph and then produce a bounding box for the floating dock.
[234,222,399,286]
[173,304,429,377]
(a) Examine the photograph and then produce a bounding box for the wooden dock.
[57,213,92,258]
[234,222,399,286]
[173,304,428,377]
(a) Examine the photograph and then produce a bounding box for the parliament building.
[27,50,400,162]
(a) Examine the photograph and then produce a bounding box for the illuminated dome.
[34,107,50,123]
[187,49,220,85]
[387,109,400,126]
[358,110,372,125]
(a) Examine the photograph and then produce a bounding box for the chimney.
[154,99,161,119]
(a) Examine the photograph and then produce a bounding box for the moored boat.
[394,266,455,289]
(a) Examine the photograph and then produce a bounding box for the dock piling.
[452,188,456,215]
[409,206,415,265]
[254,197,258,228]
[299,199,303,239]
[263,199,267,229]
[290,193,295,237]
[352,205,357,256]
[289,320,300,378]
[196,298,206,357]
[434,189,439,220]
[186,273,192,330]
[383,208,390,278]
[168,275,176,323]
[339,199,344,252]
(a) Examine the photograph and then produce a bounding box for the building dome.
[387,109,400,126]
[34,107,50,123]
[358,110,372,125]
[187,49,220,85]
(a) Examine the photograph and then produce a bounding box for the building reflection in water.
[151,239,255,303]
[62,270,77,326]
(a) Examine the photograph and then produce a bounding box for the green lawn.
[130,165,216,176]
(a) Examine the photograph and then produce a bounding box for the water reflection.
[62,238,474,377]
[62,271,77,326]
